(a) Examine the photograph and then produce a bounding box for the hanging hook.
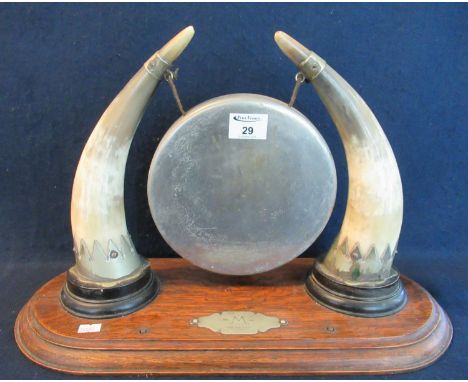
[164,68,186,115]
[288,72,306,107]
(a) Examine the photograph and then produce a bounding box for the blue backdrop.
[0,3,466,378]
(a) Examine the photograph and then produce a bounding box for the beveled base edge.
[60,268,159,319]
[306,263,408,317]
[14,259,453,376]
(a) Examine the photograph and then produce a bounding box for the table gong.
[15,26,452,376]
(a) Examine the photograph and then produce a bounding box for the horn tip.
[274,30,287,43]
[158,25,195,64]
[181,25,195,38]
[274,30,311,67]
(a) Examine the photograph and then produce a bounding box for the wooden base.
[15,258,452,376]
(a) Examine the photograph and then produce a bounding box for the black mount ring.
[60,267,159,319]
[306,263,407,318]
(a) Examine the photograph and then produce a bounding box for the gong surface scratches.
[148,94,337,275]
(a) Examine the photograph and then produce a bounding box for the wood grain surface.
[15,258,452,375]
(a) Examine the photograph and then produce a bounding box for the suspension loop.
[164,69,186,115]
[288,72,306,107]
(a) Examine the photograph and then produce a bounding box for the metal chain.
[164,69,186,115]
[288,72,306,107]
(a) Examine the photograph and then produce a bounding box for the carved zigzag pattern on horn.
[337,237,397,278]
[338,238,397,260]
[73,235,136,265]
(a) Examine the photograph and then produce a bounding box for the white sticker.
[77,323,102,333]
[228,113,268,140]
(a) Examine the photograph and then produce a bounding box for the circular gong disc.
[148,94,336,275]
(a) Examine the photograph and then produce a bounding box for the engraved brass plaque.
[190,311,287,335]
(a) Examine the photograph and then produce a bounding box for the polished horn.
[61,26,195,318]
[275,31,407,317]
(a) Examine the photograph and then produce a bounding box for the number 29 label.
[228,113,268,140]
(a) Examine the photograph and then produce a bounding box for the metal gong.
[148,93,336,275]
